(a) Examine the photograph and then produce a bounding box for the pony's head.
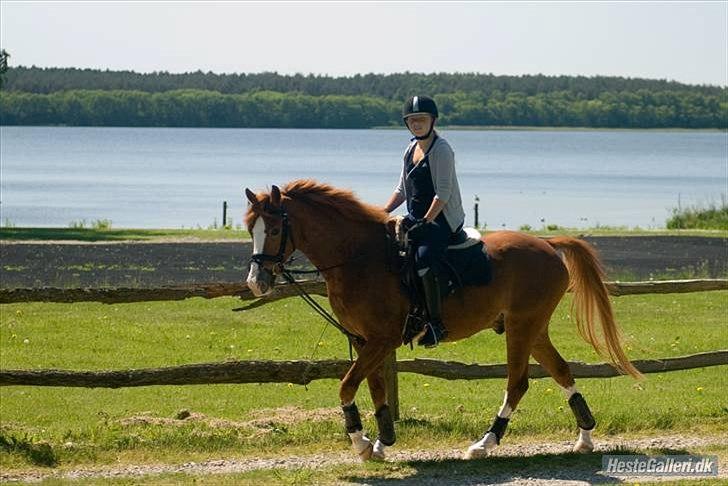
[244,180,389,296]
[244,185,294,297]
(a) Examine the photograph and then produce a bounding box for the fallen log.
[605,279,728,296]
[398,350,728,379]
[0,360,350,388]
[0,280,328,304]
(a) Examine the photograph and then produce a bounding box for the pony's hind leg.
[531,333,596,453]
[466,319,536,459]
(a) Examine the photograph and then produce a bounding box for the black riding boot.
[418,269,447,348]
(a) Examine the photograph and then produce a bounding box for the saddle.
[388,217,493,345]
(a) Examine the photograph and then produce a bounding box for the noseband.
[250,208,292,274]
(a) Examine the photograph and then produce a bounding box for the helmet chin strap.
[408,120,435,141]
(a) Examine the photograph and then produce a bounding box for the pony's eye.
[271,228,280,236]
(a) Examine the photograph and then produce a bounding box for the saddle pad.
[448,227,482,250]
[445,240,492,287]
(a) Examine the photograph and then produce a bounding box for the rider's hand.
[402,214,423,231]
[406,217,430,242]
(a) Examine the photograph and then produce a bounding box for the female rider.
[383,95,465,347]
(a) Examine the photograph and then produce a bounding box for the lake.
[0,126,725,229]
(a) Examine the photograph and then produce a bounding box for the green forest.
[1,67,726,128]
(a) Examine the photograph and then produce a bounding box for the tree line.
[1,88,725,128]
[3,66,724,98]
[0,66,725,128]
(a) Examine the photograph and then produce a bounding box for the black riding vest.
[404,137,444,221]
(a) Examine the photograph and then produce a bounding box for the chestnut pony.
[245,180,640,461]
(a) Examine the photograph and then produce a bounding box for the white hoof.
[464,432,498,459]
[358,441,374,460]
[573,428,594,454]
[371,439,387,461]
[573,439,594,453]
[349,431,374,461]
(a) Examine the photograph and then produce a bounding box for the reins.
[279,253,368,275]
[249,206,366,361]
[279,269,362,361]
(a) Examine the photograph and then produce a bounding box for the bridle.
[249,206,369,277]
[249,207,292,275]
[247,206,365,351]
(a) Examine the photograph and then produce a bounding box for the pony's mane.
[245,180,389,228]
[282,179,389,224]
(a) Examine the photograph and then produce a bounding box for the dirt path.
[1,236,726,288]
[2,435,725,484]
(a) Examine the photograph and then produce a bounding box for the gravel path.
[2,435,725,484]
[1,236,726,288]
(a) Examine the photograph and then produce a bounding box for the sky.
[1,1,726,86]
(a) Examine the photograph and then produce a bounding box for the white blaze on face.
[247,217,268,295]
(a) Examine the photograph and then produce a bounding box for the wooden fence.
[1,278,726,419]
[2,351,726,388]
[1,278,726,304]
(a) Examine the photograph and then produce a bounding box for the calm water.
[1,126,726,229]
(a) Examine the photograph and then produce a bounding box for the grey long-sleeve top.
[392,134,465,232]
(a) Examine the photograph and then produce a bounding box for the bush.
[666,199,728,230]
[92,219,112,230]
[68,219,87,229]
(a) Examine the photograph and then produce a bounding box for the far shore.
[374,125,728,133]
[1,124,726,133]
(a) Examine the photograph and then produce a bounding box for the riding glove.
[406,219,431,242]
[402,214,424,231]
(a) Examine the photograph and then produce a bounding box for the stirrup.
[417,321,447,348]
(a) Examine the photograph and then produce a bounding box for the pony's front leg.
[339,341,393,461]
[366,364,396,460]
[342,402,373,460]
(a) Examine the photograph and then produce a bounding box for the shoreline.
[2,124,726,133]
[374,125,728,133]
[1,227,726,244]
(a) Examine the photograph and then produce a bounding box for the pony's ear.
[245,188,258,205]
[270,185,281,207]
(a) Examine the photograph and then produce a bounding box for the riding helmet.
[402,95,439,121]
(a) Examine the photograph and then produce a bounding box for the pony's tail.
[546,237,643,379]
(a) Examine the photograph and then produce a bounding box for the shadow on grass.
[341,448,702,485]
[232,299,270,312]
[0,433,57,467]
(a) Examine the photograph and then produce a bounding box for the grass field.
[1,290,726,475]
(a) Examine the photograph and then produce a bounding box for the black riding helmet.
[403,95,438,140]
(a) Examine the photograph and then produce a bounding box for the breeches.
[414,219,451,274]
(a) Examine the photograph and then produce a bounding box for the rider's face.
[406,114,434,138]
